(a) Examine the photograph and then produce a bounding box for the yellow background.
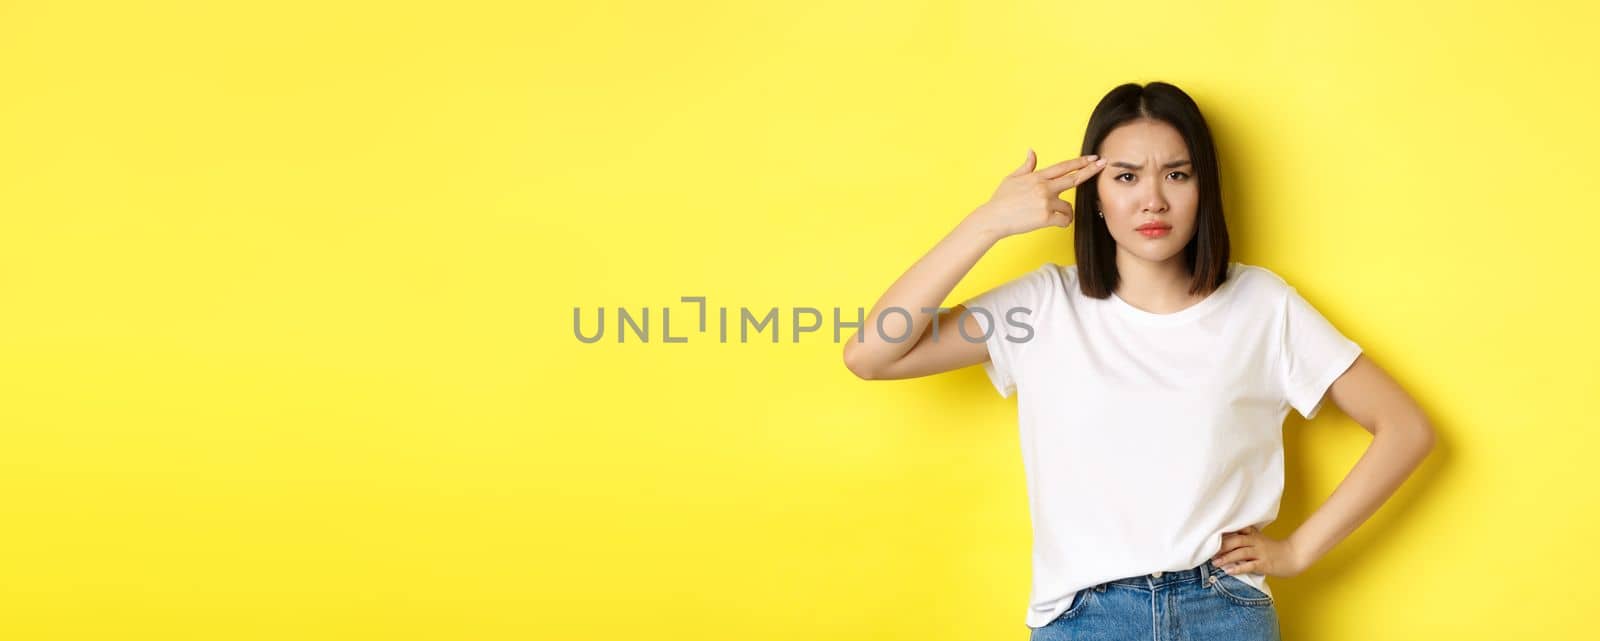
[1,1,1595,639]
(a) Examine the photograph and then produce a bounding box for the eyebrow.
[1108,159,1192,170]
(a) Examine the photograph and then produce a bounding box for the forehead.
[1099,119,1188,158]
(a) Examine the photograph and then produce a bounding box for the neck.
[1112,248,1203,314]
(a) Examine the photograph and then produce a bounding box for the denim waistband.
[1096,558,1232,591]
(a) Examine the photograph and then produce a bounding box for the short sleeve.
[1278,286,1363,420]
[961,264,1055,399]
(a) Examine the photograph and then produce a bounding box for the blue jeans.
[1029,559,1281,641]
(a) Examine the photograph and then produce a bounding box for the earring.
[1097,211,1103,218]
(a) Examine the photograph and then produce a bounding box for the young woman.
[842,82,1435,640]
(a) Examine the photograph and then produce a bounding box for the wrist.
[1286,531,1322,571]
[956,209,1006,246]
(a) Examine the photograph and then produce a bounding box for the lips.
[1136,222,1171,238]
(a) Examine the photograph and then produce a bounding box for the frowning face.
[1094,118,1199,266]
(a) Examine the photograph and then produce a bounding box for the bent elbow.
[1392,416,1437,458]
[842,343,881,380]
[1416,420,1439,454]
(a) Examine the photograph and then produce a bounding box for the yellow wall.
[1,1,1594,639]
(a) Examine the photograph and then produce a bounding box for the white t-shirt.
[962,261,1362,629]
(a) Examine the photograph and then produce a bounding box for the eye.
[1115,172,1136,182]
[1168,171,1190,181]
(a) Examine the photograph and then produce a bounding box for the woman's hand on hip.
[1210,525,1311,578]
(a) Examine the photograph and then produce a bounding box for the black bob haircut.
[1074,81,1232,300]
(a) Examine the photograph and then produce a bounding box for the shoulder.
[1228,262,1295,299]
[1055,262,1079,283]
[1049,262,1078,287]
[967,261,1070,309]
[1008,261,1075,290]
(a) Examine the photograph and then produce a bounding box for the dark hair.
[1074,81,1231,299]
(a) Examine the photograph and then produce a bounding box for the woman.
[841,82,1435,640]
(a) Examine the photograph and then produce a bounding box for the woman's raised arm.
[842,150,1106,380]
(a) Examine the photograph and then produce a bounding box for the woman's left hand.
[1210,526,1309,578]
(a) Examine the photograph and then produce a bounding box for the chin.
[1134,249,1186,263]
[1118,236,1192,263]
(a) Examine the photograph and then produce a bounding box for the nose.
[1142,182,1169,214]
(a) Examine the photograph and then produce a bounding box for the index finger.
[1045,158,1107,192]
[1035,154,1100,180]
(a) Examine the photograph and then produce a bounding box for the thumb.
[1049,211,1073,227]
[1009,148,1037,177]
